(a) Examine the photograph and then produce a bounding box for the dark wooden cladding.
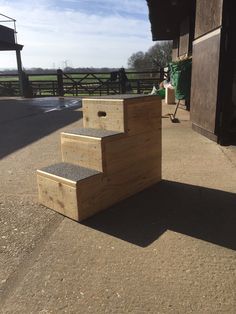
[190,32,221,134]
[172,38,179,61]
[0,25,15,44]
[195,0,223,39]
[179,17,190,56]
[192,123,218,142]
[146,0,195,40]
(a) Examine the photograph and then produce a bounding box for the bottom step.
[37,163,102,221]
[37,160,161,222]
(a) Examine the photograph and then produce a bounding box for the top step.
[64,127,123,139]
[82,95,161,135]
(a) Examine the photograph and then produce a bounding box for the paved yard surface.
[0,98,235,313]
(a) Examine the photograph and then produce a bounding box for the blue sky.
[0,0,154,69]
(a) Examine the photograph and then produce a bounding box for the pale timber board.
[125,100,161,135]
[102,130,161,174]
[83,99,125,132]
[61,134,103,171]
[37,175,79,221]
[61,129,161,175]
[83,97,161,135]
[37,156,161,222]
[77,159,161,221]
[61,129,124,143]
[122,95,160,105]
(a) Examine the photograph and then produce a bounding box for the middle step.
[61,127,161,175]
[61,128,123,172]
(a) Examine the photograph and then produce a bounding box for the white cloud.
[0,0,153,69]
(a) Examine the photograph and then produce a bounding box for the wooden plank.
[83,99,125,132]
[77,158,162,221]
[195,0,223,39]
[83,96,161,135]
[61,133,103,171]
[179,17,190,57]
[37,175,79,221]
[37,155,162,222]
[103,130,161,174]
[172,38,179,61]
[61,128,161,175]
[125,99,161,135]
[190,32,221,134]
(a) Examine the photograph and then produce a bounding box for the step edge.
[37,168,102,187]
[37,169,77,187]
[61,131,124,141]
[61,132,103,140]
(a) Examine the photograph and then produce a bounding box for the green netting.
[156,88,165,99]
[169,59,192,100]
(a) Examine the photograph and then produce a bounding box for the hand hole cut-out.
[97,111,107,117]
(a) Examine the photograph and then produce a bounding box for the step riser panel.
[125,99,161,135]
[77,160,161,221]
[37,174,79,221]
[61,129,161,175]
[37,159,161,222]
[103,130,161,174]
[61,134,103,171]
[83,99,125,132]
[83,97,161,135]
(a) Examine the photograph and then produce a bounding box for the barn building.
[147,0,236,145]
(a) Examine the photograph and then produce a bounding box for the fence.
[0,69,164,97]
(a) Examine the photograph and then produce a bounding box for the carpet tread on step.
[38,162,101,182]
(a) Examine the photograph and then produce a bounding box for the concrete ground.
[0,98,235,314]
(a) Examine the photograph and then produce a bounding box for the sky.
[0,0,154,69]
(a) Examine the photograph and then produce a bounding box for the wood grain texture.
[172,37,179,61]
[38,95,162,222]
[179,17,190,57]
[103,130,161,175]
[37,153,161,222]
[77,159,161,221]
[195,0,223,39]
[190,32,221,134]
[124,99,161,135]
[83,99,125,132]
[83,96,161,135]
[37,174,79,221]
[61,133,103,171]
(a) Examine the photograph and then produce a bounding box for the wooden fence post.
[160,68,164,82]
[22,71,33,98]
[57,69,64,96]
[137,80,141,94]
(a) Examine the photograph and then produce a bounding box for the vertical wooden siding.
[190,32,221,134]
[195,0,223,39]
[179,17,190,57]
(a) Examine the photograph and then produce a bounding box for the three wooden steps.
[37,95,162,222]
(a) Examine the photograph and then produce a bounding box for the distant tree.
[128,41,172,70]
[127,51,150,71]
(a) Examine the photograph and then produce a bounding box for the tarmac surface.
[0,97,235,313]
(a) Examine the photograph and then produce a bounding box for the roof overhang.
[0,24,23,51]
[146,0,195,40]
[0,40,23,51]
